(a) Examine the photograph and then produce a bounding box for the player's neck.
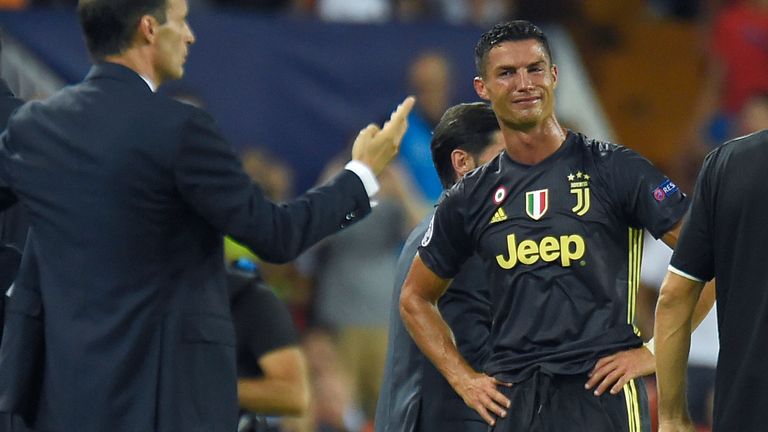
[501,117,567,166]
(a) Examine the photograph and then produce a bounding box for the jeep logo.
[496,234,586,269]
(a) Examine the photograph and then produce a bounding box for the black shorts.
[490,372,650,432]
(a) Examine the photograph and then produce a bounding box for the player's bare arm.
[400,253,511,426]
[655,271,704,432]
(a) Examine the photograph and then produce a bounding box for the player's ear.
[474,76,490,101]
[551,64,558,89]
[451,149,476,177]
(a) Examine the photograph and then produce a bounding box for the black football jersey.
[418,131,688,381]
[670,131,768,432]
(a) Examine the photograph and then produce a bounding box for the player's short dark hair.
[431,102,500,189]
[475,20,553,77]
[78,0,168,59]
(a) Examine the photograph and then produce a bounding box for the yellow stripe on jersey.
[627,228,643,333]
[623,379,642,432]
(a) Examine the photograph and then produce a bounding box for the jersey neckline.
[501,129,576,169]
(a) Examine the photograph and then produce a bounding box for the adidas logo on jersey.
[490,208,508,224]
[496,233,586,269]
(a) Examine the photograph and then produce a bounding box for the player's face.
[474,39,557,131]
[154,0,195,84]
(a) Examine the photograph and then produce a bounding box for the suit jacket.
[0,77,23,341]
[0,78,24,238]
[0,62,371,432]
[375,208,491,432]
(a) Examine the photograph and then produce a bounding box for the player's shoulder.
[702,129,768,173]
[716,129,768,157]
[571,131,651,173]
[572,131,627,160]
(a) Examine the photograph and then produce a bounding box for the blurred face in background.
[738,94,768,136]
[409,53,452,125]
[474,39,558,132]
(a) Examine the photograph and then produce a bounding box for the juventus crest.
[568,171,591,216]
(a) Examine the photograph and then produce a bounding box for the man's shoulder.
[571,131,624,160]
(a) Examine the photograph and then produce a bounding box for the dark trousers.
[490,372,650,432]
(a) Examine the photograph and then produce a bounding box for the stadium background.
[0,0,753,431]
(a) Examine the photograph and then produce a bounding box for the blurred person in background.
[437,0,517,26]
[376,102,504,432]
[0,0,414,430]
[208,0,313,13]
[305,153,426,427]
[0,0,26,8]
[735,91,768,137]
[686,0,768,149]
[228,260,310,432]
[399,51,453,202]
[316,0,390,22]
[295,328,367,432]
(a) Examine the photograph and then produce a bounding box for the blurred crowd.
[0,0,579,26]
[3,1,767,431]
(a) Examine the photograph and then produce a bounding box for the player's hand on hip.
[351,96,415,175]
[455,372,512,426]
[658,418,696,432]
[585,345,655,396]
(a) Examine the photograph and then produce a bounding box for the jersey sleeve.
[669,150,718,282]
[238,281,300,361]
[610,146,689,238]
[416,184,472,279]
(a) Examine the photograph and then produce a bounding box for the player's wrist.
[643,338,654,355]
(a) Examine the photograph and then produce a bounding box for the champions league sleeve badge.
[652,178,679,202]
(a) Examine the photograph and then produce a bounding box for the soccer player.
[655,130,768,432]
[400,20,699,431]
[376,102,504,432]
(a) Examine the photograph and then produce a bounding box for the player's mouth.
[512,96,541,105]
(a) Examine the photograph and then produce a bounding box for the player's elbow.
[656,273,703,313]
[399,282,424,327]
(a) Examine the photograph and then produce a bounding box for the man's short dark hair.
[431,102,500,189]
[78,0,168,59]
[474,20,553,77]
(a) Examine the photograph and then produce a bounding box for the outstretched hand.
[454,372,512,426]
[585,346,655,396]
[351,96,415,175]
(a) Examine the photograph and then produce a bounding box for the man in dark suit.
[375,103,504,432]
[0,66,23,338]
[0,0,413,430]
[0,46,26,249]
